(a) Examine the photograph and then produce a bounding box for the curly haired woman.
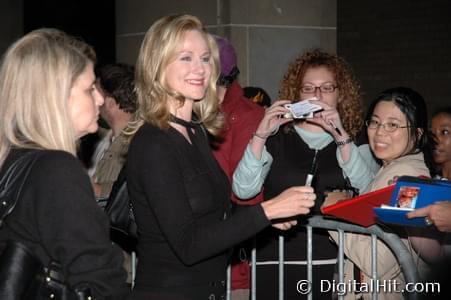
[233,49,379,299]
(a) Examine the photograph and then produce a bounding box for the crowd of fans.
[0,13,449,300]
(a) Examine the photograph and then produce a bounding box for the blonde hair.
[0,28,95,164]
[135,14,224,137]
[279,49,363,139]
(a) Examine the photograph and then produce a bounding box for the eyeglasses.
[300,84,337,94]
[365,120,411,132]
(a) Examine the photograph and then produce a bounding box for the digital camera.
[283,98,323,119]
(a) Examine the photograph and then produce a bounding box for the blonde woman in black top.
[127,14,316,299]
[0,29,127,298]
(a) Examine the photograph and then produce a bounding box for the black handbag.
[0,240,42,299]
[0,151,92,300]
[104,166,137,253]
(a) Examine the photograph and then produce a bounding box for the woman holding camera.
[233,49,378,299]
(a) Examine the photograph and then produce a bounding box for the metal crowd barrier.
[226,215,420,300]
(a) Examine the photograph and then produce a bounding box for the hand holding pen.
[328,120,342,137]
[307,100,348,140]
[308,100,354,162]
[305,150,319,187]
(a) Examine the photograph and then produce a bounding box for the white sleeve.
[232,144,273,199]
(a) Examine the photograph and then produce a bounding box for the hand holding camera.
[306,100,348,140]
[253,100,292,140]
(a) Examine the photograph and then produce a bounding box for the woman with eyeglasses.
[330,87,437,299]
[363,87,433,189]
[232,49,378,299]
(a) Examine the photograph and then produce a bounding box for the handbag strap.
[0,151,97,299]
[0,150,42,226]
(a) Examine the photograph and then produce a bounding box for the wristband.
[253,132,270,140]
[335,138,352,147]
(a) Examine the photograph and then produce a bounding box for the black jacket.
[126,123,269,296]
[0,149,127,299]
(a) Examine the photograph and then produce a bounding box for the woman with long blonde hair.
[127,14,316,299]
[0,28,127,298]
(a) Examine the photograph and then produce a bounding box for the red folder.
[321,184,395,227]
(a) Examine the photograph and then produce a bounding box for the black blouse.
[126,122,270,291]
[0,149,127,299]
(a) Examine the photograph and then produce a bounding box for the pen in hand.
[305,150,319,187]
[305,173,313,187]
[329,120,342,136]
